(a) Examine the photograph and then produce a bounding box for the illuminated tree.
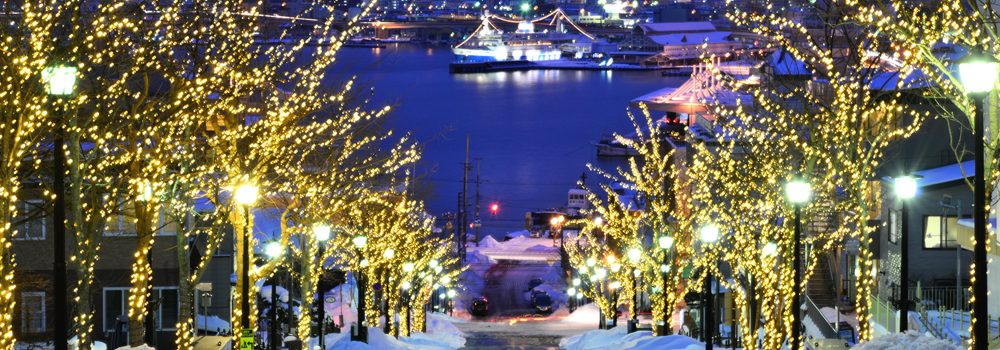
[694,0,926,341]
[567,106,695,332]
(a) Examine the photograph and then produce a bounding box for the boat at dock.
[592,116,687,157]
[451,9,594,63]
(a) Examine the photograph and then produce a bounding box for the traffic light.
[491,203,498,214]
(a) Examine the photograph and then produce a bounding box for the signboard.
[373,282,382,291]
[845,240,860,255]
[325,297,336,303]
[239,329,253,350]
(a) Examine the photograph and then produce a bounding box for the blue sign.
[373,282,382,291]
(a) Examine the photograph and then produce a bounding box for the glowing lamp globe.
[520,3,529,11]
[587,258,596,267]
[611,263,621,273]
[596,269,607,279]
[589,275,598,282]
[786,179,811,203]
[313,225,331,242]
[762,242,778,257]
[401,281,411,290]
[429,259,440,268]
[383,249,395,259]
[895,176,918,199]
[627,248,641,262]
[660,264,670,273]
[360,259,369,267]
[44,66,77,95]
[235,185,258,205]
[403,262,415,272]
[447,290,456,297]
[567,287,576,295]
[659,236,673,249]
[435,266,443,273]
[353,235,368,248]
[633,269,641,277]
[572,278,581,286]
[576,292,584,299]
[442,276,452,284]
[609,281,621,289]
[594,217,603,225]
[700,225,719,243]
[266,241,282,258]
[958,50,1000,94]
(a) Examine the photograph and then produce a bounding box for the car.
[531,291,553,312]
[527,278,544,291]
[529,230,542,238]
[471,297,489,316]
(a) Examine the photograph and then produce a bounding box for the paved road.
[476,260,564,320]
[454,321,597,350]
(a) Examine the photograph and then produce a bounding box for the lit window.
[923,216,958,249]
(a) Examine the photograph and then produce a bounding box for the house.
[613,22,767,66]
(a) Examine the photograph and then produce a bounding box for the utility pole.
[460,135,472,264]
[456,192,464,265]
[473,158,483,247]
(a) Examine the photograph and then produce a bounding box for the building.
[613,22,760,65]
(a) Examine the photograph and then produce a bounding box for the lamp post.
[894,174,919,331]
[314,225,331,350]
[700,225,718,350]
[786,178,810,350]
[658,236,674,336]
[627,248,641,333]
[265,241,282,350]
[402,262,415,336]
[957,49,998,350]
[235,185,258,333]
[44,65,75,350]
[352,235,369,343]
[551,216,564,247]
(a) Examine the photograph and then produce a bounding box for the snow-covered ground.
[559,325,704,350]
[303,313,466,350]
[853,330,963,350]
[472,234,561,261]
[195,314,232,334]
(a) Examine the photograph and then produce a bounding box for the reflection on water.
[331,44,685,239]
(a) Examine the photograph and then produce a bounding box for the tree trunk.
[128,202,155,347]
[177,236,193,350]
[69,131,99,350]
[297,237,316,339]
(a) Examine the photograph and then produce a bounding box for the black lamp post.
[265,240,282,350]
[658,236,673,336]
[314,225,331,350]
[43,65,75,350]
[700,225,718,350]
[957,49,998,350]
[351,235,369,343]
[627,248,641,334]
[786,178,810,350]
[893,174,919,331]
[235,185,258,333]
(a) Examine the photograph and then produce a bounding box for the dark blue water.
[337,44,685,240]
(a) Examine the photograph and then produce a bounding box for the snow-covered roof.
[868,68,934,91]
[881,160,974,188]
[647,31,733,46]
[636,22,716,35]
[765,48,812,76]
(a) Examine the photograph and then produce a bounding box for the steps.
[808,252,837,309]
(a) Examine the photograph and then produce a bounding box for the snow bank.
[68,336,108,350]
[559,325,702,350]
[561,304,602,324]
[527,244,558,252]
[196,314,232,334]
[258,282,290,303]
[853,330,963,350]
[113,345,154,350]
[423,312,467,348]
[479,235,503,249]
[505,230,529,239]
[307,323,465,350]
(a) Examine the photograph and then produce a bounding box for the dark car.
[527,278,544,291]
[471,296,489,316]
[531,291,553,312]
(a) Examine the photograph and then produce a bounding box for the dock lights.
[314,225,331,242]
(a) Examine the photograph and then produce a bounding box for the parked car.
[529,230,542,238]
[471,297,489,316]
[531,291,553,312]
[527,278,544,291]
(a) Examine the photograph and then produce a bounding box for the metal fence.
[907,287,972,312]
[869,295,898,334]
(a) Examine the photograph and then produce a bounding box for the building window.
[104,195,137,237]
[14,200,45,240]
[21,292,45,333]
[924,216,959,249]
[888,210,898,244]
[104,287,179,332]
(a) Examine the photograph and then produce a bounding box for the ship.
[452,10,594,62]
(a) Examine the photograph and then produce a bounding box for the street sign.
[373,282,382,291]
[239,329,253,350]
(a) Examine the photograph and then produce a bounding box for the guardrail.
[907,286,971,312]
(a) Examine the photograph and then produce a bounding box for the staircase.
[808,252,837,309]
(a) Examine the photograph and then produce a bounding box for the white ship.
[452,10,594,62]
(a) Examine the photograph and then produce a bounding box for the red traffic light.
[491,203,499,213]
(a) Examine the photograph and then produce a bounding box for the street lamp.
[314,224,331,350]
[700,225,718,350]
[627,248,641,333]
[266,241,282,350]
[894,174,921,332]
[786,177,810,350]
[657,236,673,336]
[44,64,76,350]
[351,235,369,343]
[236,184,258,334]
[957,49,997,350]
[402,262,415,335]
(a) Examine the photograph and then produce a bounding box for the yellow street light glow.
[700,225,719,242]
[786,179,811,203]
[895,176,917,199]
[43,66,77,95]
[235,185,259,205]
[403,262,414,272]
[659,236,673,249]
[266,241,282,258]
[959,60,999,93]
[353,236,368,248]
[313,225,331,242]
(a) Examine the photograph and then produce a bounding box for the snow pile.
[196,314,232,333]
[853,330,963,350]
[561,304,602,324]
[423,312,466,348]
[113,345,154,350]
[68,337,108,350]
[505,230,529,239]
[465,250,494,276]
[505,235,528,245]
[479,235,503,249]
[559,325,702,350]
[259,284,290,303]
[526,244,558,252]
[306,323,465,350]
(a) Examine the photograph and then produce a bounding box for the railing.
[869,294,897,334]
[907,287,971,312]
[804,295,839,338]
